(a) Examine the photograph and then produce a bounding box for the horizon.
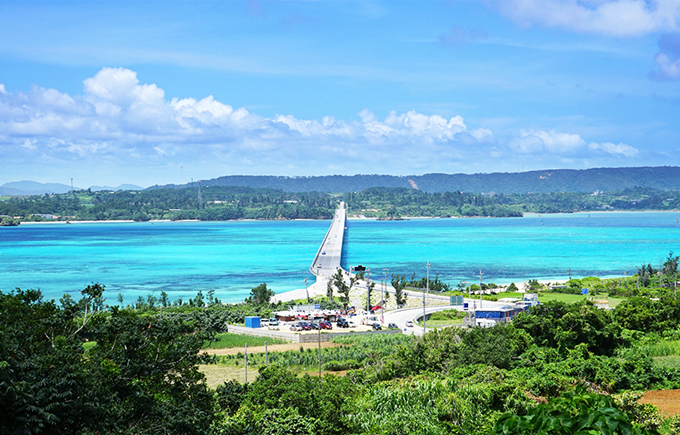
[1,1,679,187]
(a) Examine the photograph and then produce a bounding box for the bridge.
[310,201,346,277]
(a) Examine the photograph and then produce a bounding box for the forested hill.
[148,166,680,194]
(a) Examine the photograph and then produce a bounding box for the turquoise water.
[1,212,679,303]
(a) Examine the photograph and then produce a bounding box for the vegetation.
[4,183,680,224]
[8,251,680,434]
[206,332,289,350]
[158,166,680,194]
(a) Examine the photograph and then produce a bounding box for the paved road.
[310,202,346,277]
[383,299,507,336]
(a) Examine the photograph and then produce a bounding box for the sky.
[1,0,679,188]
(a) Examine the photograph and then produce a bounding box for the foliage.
[247,283,275,305]
[494,388,659,435]
[0,287,216,434]
[391,274,408,306]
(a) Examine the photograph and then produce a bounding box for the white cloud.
[490,0,680,37]
[0,84,6,94]
[588,141,639,156]
[470,128,496,143]
[509,129,586,154]
[653,52,680,79]
[0,67,642,180]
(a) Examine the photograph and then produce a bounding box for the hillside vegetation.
[150,166,680,194]
[2,185,680,222]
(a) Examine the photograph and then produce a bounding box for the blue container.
[245,316,261,328]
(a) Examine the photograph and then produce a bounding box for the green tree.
[247,283,274,305]
[391,274,408,307]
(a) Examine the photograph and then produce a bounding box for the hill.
[148,166,680,194]
[0,181,79,196]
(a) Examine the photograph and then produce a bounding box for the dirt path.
[206,341,342,356]
[640,389,680,415]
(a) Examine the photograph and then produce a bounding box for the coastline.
[9,209,680,225]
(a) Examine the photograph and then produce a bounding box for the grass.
[653,355,680,371]
[640,340,680,358]
[205,332,290,350]
[536,293,588,303]
[417,318,463,327]
[417,309,466,327]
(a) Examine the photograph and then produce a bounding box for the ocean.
[1,212,679,304]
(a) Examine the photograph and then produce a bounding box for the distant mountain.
[148,166,680,194]
[89,184,144,192]
[0,181,79,196]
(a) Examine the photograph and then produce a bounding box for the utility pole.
[366,268,371,313]
[318,326,321,378]
[382,267,389,323]
[568,267,572,281]
[305,278,309,302]
[478,270,484,309]
[423,261,430,333]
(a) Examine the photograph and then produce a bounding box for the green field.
[204,332,290,349]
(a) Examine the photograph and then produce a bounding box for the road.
[383,299,507,336]
[310,202,346,277]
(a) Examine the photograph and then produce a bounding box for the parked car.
[299,322,312,331]
[336,318,349,328]
[387,323,399,329]
[371,305,383,311]
[309,322,320,330]
[268,323,280,330]
[371,323,382,331]
[290,323,302,331]
[319,320,332,330]
[348,321,357,328]
[405,320,414,328]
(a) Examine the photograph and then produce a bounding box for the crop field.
[201,333,417,384]
[204,332,290,349]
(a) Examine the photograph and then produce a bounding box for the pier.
[310,201,346,277]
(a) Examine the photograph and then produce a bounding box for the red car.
[371,305,383,311]
[319,320,333,330]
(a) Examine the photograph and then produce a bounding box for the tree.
[332,269,356,310]
[326,278,334,301]
[391,274,408,307]
[247,283,274,305]
[507,282,518,292]
[0,286,216,434]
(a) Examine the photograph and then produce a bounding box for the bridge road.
[310,201,346,277]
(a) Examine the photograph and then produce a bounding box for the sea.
[1,211,679,304]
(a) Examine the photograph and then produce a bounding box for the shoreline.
[11,208,680,225]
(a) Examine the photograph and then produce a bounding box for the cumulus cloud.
[651,32,680,80]
[0,67,641,178]
[509,129,586,154]
[588,141,639,156]
[488,0,680,37]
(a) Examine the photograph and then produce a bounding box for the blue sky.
[1,0,679,188]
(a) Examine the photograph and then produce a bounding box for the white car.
[405,320,414,327]
[348,321,357,328]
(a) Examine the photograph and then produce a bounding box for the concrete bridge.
[310,201,346,277]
